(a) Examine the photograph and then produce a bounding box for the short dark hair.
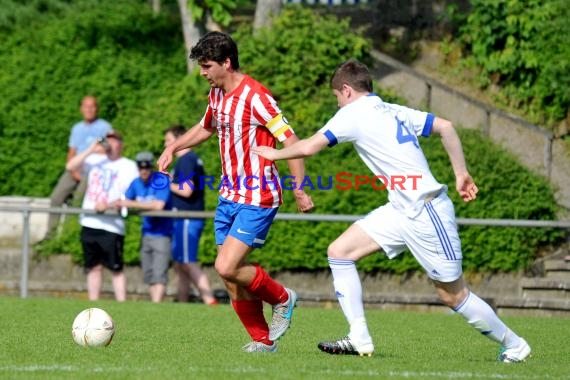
[330,59,373,93]
[189,31,240,70]
[163,124,187,138]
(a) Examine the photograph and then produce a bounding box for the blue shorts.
[172,218,205,263]
[214,197,278,248]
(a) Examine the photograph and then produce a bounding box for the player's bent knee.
[438,293,458,308]
[327,243,352,260]
[327,243,341,258]
[452,288,471,309]
[437,287,469,308]
[214,260,237,280]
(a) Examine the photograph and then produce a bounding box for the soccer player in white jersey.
[253,59,531,362]
[158,32,314,353]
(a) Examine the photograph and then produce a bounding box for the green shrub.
[234,6,373,131]
[455,0,570,127]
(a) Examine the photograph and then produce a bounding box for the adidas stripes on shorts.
[356,192,463,282]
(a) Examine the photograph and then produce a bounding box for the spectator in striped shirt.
[158,31,314,353]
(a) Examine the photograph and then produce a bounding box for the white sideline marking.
[0,365,74,372]
[0,365,554,379]
[0,365,150,373]
[388,372,542,379]
[188,366,552,379]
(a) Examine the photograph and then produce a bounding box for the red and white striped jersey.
[200,75,295,208]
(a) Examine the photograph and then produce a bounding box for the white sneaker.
[268,288,298,341]
[317,336,374,357]
[242,341,277,353]
[497,338,531,363]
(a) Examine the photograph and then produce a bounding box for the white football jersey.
[80,153,139,235]
[320,94,445,218]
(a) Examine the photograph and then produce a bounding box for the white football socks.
[328,258,371,343]
[454,291,521,348]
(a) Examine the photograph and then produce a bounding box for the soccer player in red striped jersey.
[158,31,314,353]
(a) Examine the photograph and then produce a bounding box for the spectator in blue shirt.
[118,151,173,303]
[47,95,111,238]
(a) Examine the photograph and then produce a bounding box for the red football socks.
[245,265,288,305]
[231,299,272,345]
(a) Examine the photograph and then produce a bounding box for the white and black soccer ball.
[71,308,115,347]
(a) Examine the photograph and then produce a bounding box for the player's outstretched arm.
[252,133,329,161]
[254,132,329,213]
[157,123,214,173]
[431,117,478,202]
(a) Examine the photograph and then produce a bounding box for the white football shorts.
[356,192,463,282]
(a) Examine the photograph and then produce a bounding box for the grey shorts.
[141,235,171,285]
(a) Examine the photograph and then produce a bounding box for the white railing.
[1,205,569,299]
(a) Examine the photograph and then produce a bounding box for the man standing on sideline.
[67,131,138,302]
[253,59,531,362]
[158,32,314,352]
[163,125,217,305]
[47,95,111,239]
[118,152,173,303]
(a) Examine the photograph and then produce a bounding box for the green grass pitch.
[1,296,569,379]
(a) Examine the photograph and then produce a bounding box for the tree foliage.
[186,0,246,27]
[456,0,570,127]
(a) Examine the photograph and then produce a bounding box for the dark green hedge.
[2,1,562,273]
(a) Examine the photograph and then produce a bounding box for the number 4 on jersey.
[395,117,419,148]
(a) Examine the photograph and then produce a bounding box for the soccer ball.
[71,308,115,347]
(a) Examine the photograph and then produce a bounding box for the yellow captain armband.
[267,114,295,142]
